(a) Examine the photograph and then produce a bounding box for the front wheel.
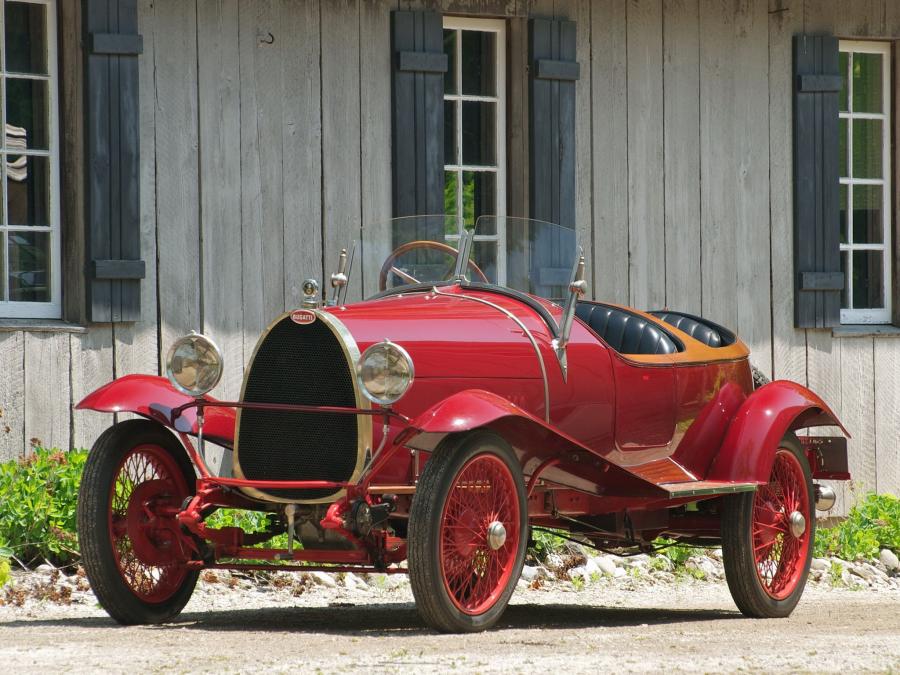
[721,433,814,618]
[408,431,527,632]
[77,419,199,624]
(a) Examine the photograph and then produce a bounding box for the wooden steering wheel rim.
[378,240,490,291]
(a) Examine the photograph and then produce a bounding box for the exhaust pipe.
[815,483,836,512]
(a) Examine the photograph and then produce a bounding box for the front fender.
[76,374,235,446]
[402,389,665,498]
[706,380,848,484]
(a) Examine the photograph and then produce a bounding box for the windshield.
[360,215,580,304]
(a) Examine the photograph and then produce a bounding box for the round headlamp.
[356,340,414,406]
[165,332,224,397]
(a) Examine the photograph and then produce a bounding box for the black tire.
[408,431,528,632]
[78,419,199,624]
[721,433,814,618]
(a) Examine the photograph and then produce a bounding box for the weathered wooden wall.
[1,0,898,511]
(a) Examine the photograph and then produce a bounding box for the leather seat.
[575,303,678,355]
[650,311,729,348]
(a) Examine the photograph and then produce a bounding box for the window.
[0,0,60,319]
[839,40,892,324]
[443,17,506,283]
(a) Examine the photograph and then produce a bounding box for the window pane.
[852,250,883,309]
[472,240,497,283]
[840,251,849,309]
[839,184,848,244]
[444,100,456,164]
[852,52,883,114]
[443,29,456,95]
[5,78,50,151]
[6,154,50,226]
[461,30,496,96]
[852,118,882,179]
[444,170,458,219]
[839,118,848,178]
[8,230,50,302]
[461,101,496,166]
[839,51,849,112]
[852,184,883,244]
[4,2,48,75]
[462,171,496,226]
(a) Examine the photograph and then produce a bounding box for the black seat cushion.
[649,310,734,348]
[575,303,678,355]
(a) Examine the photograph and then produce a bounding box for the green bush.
[205,509,289,549]
[528,528,570,559]
[0,544,11,587]
[814,492,899,560]
[0,449,86,568]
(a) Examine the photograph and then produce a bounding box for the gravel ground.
[1,571,898,674]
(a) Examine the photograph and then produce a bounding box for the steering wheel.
[378,240,490,291]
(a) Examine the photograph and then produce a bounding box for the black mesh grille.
[236,315,359,500]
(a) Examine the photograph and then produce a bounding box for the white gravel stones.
[880,548,900,572]
[309,571,338,588]
[520,565,551,582]
[594,556,618,577]
[543,553,564,571]
[686,556,720,580]
[811,558,830,571]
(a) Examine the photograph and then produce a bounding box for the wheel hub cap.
[789,510,806,538]
[487,521,507,550]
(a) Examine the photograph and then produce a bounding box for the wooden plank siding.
[3,0,899,509]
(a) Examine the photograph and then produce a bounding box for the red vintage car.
[76,216,849,632]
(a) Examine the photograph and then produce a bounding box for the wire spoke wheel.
[721,433,815,618]
[751,450,811,600]
[439,456,520,615]
[109,444,191,603]
[409,431,527,632]
[78,420,200,625]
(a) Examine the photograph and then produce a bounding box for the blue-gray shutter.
[793,34,842,328]
[529,18,579,298]
[391,10,447,221]
[84,0,144,322]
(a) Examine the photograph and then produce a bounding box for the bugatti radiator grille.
[235,314,360,501]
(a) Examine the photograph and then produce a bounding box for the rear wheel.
[721,433,814,617]
[77,419,199,624]
[408,431,527,632]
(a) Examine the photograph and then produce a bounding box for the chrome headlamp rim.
[165,331,225,398]
[356,339,415,406]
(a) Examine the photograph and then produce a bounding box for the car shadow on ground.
[1,602,742,635]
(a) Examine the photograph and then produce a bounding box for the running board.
[659,480,759,498]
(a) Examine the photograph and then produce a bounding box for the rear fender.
[706,380,848,484]
[76,374,235,446]
[402,389,665,498]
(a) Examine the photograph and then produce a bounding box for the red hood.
[321,287,556,380]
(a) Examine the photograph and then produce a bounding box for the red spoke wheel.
[78,420,199,624]
[409,431,527,632]
[721,433,815,618]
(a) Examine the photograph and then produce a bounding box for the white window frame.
[443,16,507,284]
[0,0,61,319]
[839,40,892,325]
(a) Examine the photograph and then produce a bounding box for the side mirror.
[554,249,586,380]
